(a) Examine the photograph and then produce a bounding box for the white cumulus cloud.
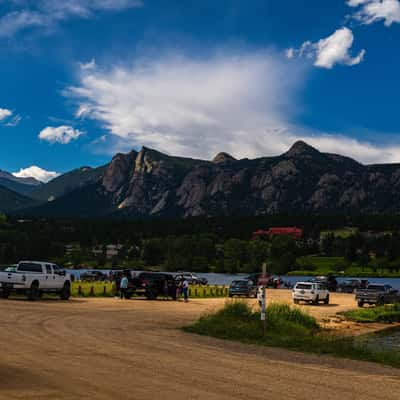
[66,51,400,164]
[13,166,59,183]
[287,27,366,69]
[348,0,400,26]
[67,51,303,158]
[0,108,12,121]
[39,125,83,144]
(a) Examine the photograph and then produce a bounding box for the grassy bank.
[184,301,400,368]
[290,255,400,278]
[343,304,400,323]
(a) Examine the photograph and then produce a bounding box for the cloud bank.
[13,165,59,183]
[66,51,400,164]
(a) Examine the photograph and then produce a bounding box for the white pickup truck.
[0,261,71,300]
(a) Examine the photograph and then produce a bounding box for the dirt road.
[1,291,399,400]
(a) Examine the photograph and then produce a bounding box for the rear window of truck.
[18,263,43,273]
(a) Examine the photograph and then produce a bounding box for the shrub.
[185,301,400,368]
[344,303,400,323]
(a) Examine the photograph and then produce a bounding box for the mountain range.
[2,141,400,218]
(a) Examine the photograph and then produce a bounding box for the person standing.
[182,279,189,303]
[120,273,129,299]
[163,279,169,300]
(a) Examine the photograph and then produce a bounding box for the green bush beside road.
[343,304,400,323]
[185,301,400,368]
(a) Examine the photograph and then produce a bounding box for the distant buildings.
[91,244,123,259]
[253,227,303,240]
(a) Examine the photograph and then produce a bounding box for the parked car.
[228,280,257,298]
[80,270,108,282]
[356,284,400,307]
[174,273,208,286]
[337,279,368,293]
[0,261,71,300]
[312,275,338,292]
[292,281,330,305]
[124,272,177,300]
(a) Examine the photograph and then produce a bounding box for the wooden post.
[261,262,267,336]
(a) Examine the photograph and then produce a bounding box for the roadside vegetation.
[185,301,400,368]
[3,215,400,277]
[343,303,400,323]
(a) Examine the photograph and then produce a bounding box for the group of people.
[118,271,190,302]
[160,279,189,301]
[171,279,189,302]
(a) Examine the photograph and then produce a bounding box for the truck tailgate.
[0,272,25,285]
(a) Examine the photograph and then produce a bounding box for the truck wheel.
[60,283,71,300]
[27,282,39,301]
[2,290,10,299]
[358,300,364,308]
[324,295,330,305]
[312,296,319,305]
[377,298,384,307]
[294,299,299,304]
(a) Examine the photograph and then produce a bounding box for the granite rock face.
[91,140,400,217]
[22,141,400,218]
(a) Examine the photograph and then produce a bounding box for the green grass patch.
[296,256,345,271]
[343,303,400,323]
[320,227,358,239]
[184,301,400,368]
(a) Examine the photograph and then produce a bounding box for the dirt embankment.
[0,291,399,400]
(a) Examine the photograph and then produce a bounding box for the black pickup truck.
[356,284,400,307]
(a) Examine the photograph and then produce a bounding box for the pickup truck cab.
[356,284,399,307]
[292,282,330,305]
[0,261,71,300]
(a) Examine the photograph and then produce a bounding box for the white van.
[292,282,329,305]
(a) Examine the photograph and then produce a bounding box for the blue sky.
[0,0,400,181]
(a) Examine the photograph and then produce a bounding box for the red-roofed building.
[253,227,303,240]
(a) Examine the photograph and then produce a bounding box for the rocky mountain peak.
[285,141,320,158]
[212,152,236,164]
[102,150,137,192]
[134,146,162,173]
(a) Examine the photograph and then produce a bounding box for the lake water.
[65,269,400,289]
[359,328,400,352]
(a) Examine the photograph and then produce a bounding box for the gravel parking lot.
[1,290,400,400]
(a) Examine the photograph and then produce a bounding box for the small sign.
[261,312,266,321]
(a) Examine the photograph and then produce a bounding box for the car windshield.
[296,283,313,290]
[231,281,247,287]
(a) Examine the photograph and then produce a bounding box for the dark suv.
[125,272,177,300]
[228,280,257,298]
